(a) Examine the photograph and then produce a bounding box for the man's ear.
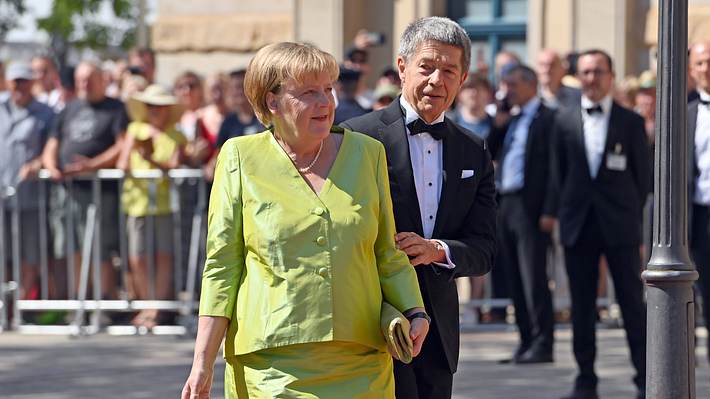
[460,70,469,86]
[396,56,407,84]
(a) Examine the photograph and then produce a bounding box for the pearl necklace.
[278,137,325,174]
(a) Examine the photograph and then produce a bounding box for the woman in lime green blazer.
[181,42,429,399]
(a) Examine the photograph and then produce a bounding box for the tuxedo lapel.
[604,103,622,157]
[526,104,544,158]
[379,101,424,235]
[432,119,463,238]
[689,101,698,175]
[570,105,592,180]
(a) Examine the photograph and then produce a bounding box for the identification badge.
[606,143,627,171]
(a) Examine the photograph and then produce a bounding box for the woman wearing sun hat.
[117,84,187,329]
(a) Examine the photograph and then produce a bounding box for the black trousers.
[691,204,710,363]
[497,193,554,353]
[394,319,453,399]
[564,211,646,391]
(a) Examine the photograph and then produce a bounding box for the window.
[450,0,528,83]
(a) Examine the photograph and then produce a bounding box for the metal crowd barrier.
[457,227,625,329]
[0,168,207,335]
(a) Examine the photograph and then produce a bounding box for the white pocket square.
[461,170,474,179]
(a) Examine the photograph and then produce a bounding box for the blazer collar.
[379,98,424,235]
[432,118,464,238]
[378,98,465,238]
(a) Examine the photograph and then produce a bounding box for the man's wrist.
[430,240,446,263]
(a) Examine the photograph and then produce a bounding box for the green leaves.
[0,0,27,40]
[37,0,137,51]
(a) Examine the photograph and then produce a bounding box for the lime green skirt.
[224,341,394,398]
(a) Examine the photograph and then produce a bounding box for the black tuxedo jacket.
[487,102,556,220]
[688,100,701,204]
[557,85,582,109]
[341,99,497,373]
[548,101,650,247]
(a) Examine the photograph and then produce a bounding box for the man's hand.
[63,154,93,176]
[539,215,557,233]
[409,317,429,357]
[47,167,63,181]
[395,232,446,266]
[18,159,43,181]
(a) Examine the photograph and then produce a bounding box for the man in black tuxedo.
[546,49,649,399]
[342,16,496,399]
[487,64,556,364]
[688,40,710,366]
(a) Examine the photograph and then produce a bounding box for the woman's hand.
[409,317,429,357]
[181,363,214,399]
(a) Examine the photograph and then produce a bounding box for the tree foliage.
[0,0,26,41]
[36,0,138,51]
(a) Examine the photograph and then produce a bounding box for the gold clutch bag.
[380,302,413,364]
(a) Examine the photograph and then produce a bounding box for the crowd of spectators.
[0,35,696,333]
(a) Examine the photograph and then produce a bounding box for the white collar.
[399,96,446,125]
[698,89,710,102]
[581,94,612,114]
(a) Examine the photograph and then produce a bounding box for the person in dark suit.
[487,64,556,365]
[334,65,369,124]
[341,16,497,399]
[688,40,710,366]
[546,49,649,399]
[536,48,581,110]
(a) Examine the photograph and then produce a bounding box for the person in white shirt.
[547,49,649,399]
[341,16,496,399]
[687,40,710,369]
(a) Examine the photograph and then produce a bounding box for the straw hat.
[126,84,184,126]
[638,70,657,90]
[374,83,401,101]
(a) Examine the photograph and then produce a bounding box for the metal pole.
[0,187,8,331]
[171,179,182,298]
[11,190,21,329]
[91,177,102,330]
[147,180,156,300]
[66,182,76,299]
[38,180,49,300]
[643,1,697,398]
[74,204,96,336]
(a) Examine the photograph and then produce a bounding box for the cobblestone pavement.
[0,325,708,398]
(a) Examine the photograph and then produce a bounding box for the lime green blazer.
[199,128,424,356]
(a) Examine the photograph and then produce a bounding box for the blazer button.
[313,207,325,216]
[316,236,327,246]
[318,267,329,278]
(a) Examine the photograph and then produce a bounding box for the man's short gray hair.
[398,17,471,73]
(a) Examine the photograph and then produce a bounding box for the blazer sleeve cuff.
[432,239,456,269]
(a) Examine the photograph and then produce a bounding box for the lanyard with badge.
[606,143,627,171]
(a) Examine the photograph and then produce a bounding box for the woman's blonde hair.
[244,42,339,126]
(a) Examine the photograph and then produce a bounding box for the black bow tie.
[407,119,448,140]
[585,105,603,115]
[700,99,710,107]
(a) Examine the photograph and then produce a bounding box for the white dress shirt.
[695,90,710,205]
[500,97,541,192]
[400,96,456,269]
[581,95,613,178]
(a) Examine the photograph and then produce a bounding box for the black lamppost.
[643,0,698,397]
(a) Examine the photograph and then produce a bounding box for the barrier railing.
[0,168,207,335]
[0,168,627,335]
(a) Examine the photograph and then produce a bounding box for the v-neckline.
[269,129,349,203]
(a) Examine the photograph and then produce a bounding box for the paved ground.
[0,325,708,399]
